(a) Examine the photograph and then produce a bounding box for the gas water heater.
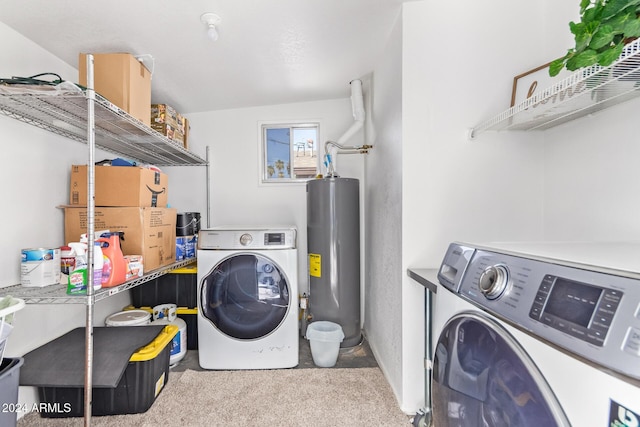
[307,176,361,347]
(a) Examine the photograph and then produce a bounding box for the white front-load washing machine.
[197,227,298,369]
[430,241,640,427]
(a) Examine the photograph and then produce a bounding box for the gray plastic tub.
[0,357,24,427]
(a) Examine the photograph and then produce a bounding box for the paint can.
[21,248,61,287]
[105,309,151,326]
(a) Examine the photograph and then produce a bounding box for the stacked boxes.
[65,165,176,272]
[151,104,188,148]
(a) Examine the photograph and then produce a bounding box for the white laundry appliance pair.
[196,227,298,369]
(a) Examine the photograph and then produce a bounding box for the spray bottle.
[66,242,88,294]
[97,232,127,287]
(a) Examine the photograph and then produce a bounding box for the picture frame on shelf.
[510,62,552,107]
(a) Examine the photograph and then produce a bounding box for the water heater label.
[309,253,321,277]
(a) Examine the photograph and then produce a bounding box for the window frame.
[258,120,321,185]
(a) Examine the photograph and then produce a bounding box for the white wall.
[543,97,640,240]
[363,7,404,409]
[537,1,640,241]
[179,99,364,293]
[365,0,555,413]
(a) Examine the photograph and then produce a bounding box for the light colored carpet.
[18,367,410,426]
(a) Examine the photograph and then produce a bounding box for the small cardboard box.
[151,104,185,133]
[64,207,176,271]
[183,118,190,150]
[125,255,144,280]
[79,53,152,126]
[151,123,185,146]
[70,165,168,207]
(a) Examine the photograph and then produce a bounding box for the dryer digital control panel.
[438,241,640,382]
[199,227,297,250]
[528,274,623,347]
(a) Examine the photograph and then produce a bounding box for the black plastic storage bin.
[131,265,197,308]
[21,326,177,418]
[0,357,24,427]
[178,309,198,350]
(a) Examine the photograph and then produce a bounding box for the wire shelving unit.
[470,38,640,138]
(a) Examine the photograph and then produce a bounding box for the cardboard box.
[70,165,168,207]
[64,207,176,271]
[125,255,144,280]
[151,104,185,133]
[183,118,190,150]
[79,53,152,126]
[151,123,184,146]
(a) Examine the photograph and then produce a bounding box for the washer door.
[200,253,290,340]
[433,312,570,427]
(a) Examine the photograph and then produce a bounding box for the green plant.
[549,0,640,76]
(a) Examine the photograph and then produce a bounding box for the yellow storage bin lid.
[169,264,197,274]
[130,324,178,362]
[123,305,198,315]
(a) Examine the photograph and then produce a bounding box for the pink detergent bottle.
[97,232,127,287]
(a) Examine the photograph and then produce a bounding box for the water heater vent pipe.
[324,79,372,177]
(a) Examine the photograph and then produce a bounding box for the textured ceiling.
[0,0,407,114]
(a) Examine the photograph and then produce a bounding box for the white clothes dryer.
[197,227,298,369]
[429,241,640,427]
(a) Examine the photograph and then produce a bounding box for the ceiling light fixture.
[200,13,221,41]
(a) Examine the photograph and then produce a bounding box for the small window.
[261,123,319,183]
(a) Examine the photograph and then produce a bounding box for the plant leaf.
[569,20,585,36]
[572,21,596,50]
[604,11,634,33]
[598,42,625,65]
[583,6,602,23]
[590,24,615,48]
[549,58,568,76]
[623,17,640,37]
[601,0,640,19]
[567,49,599,69]
[580,0,592,14]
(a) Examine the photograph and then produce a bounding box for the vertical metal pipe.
[206,145,211,228]
[84,53,96,427]
[423,289,433,425]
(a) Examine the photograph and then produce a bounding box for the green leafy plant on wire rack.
[549,0,640,76]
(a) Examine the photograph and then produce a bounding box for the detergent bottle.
[93,241,103,289]
[97,232,127,287]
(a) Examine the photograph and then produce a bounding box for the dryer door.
[200,253,290,340]
[433,311,570,427]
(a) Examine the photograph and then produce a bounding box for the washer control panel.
[198,227,297,250]
[438,242,640,381]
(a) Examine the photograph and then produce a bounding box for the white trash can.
[305,321,344,367]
